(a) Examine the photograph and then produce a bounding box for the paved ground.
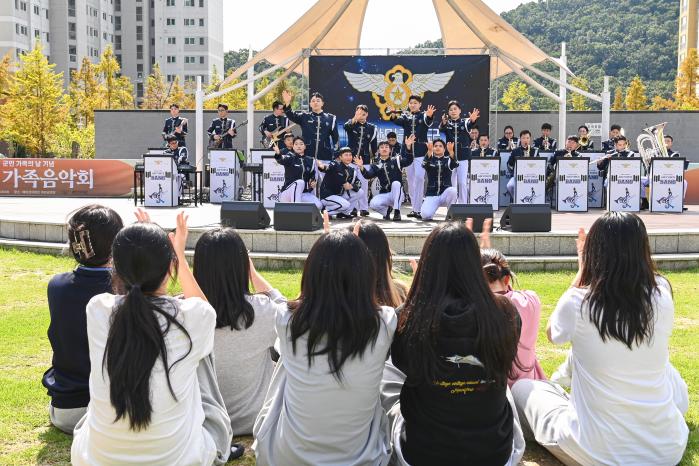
[0,196,697,232]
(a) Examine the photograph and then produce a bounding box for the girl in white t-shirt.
[512,212,689,466]
[71,211,233,466]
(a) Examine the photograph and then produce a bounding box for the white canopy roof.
[224,0,559,86]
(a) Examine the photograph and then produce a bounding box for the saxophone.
[507,138,515,150]
[543,136,550,151]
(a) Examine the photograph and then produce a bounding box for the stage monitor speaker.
[274,203,322,231]
[220,202,270,230]
[445,204,494,232]
[500,204,551,232]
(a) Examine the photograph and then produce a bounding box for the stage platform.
[1,197,698,271]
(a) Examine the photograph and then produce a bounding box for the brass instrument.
[480,148,486,158]
[470,139,478,150]
[507,138,516,150]
[637,122,669,172]
[543,136,550,151]
[580,136,589,148]
[524,146,531,157]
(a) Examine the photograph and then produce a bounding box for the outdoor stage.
[0,197,698,271]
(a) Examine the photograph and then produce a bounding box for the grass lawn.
[0,248,696,465]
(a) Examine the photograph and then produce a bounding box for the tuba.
[637,122,669,172]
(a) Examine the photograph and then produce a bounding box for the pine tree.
[0,45,67,157]
[612,87,624,110]
[570,76,591,111]
[674,48,699,109]
[142,63,168,109]
[95,45,133,109]
[625,76,648,110]
[68,57,105,124]
[501,80,532,111]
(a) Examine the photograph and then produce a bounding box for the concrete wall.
[95,110,699,162]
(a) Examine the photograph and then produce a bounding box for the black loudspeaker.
[445,204,494,233]
[500,204,551,232]
[220,202,270,229]
[274,203,322,231]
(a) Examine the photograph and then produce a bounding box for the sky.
[223,0,535,52]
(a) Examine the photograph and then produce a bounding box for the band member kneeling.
[319,147,365,219]
[355,135,416,222]
[420,140,459,221]
[272,136,322,210]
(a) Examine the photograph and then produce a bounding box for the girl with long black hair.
[512,212,689,465]
[383,221,525,465]
[193,227,286,435]
[71,211,232,465]
[253,229,396,465]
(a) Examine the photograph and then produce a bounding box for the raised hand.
[426,141,433,158]
[168,210,189,259]
[409,258,418,275]
[441,113,448,125]
[343,182,353,191]
[425,105,436,117]
[479,218,492,248]
[282,89,293,106]
[316,160,327,171]
[134,208,152,224]
[576,227,586,259]
[353,107,363,123]
[405,134,416,148]
[354,155,364,168]
[323,210,330,233]
[447,141,455,156]
[272,142,280,154]
[468,108,480,122]
[352,221,361,237]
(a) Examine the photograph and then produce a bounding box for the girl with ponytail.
[71,210,232,465]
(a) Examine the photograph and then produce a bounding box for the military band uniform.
[533,136,557,152]
[360,147,414,220]
[420,155,459,221]
[259,114,290,142]
[547,149,580,195]
[506,146,540,200]
[207,117,236,149]
[668,149,689,199]
[319,161,364,217]
[274,150,322,210]
[390,111,434,213]
[579,140,594,151]
[471,147,499,159]
[344,120,378,213]
[163,146,190,199]
[162,116,188,147]
[284,105,339,162]
[601,139,615,152]
[440,117,475,204]
[498,137,520,151]
[388,142,402,158]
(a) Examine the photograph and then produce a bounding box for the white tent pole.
[246,47,255,158]
[195,76,204,173]
[601,76,611,143]
[558,42,567,145]
[500,55,562,104]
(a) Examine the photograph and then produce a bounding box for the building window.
[68,0,76,17]
[69,22,76,40]
[136,6,143,22]
[115,0,121,11]
[166,17,176,25]
[33,4,39,14]
[199,56,205,64]
[168,37,176,44]
[137,45,143,59]
[115,35,122,49]
[167,55,176,63]
[184,37,194,45]
[184,18,195,26]
[185,0,194,5]
[167,0,175,5]
[115,16,121,30]
[199,18,204,26]
[69,45,77,62]
[34,29,40,38]
[137,83,143,98]
[184,56,194,63]
[199,0,204,6]
[45,32,50,42]
[199,37,205,45]
[18,1,27,12]
[136,25,143,41]
[167,74,175,82]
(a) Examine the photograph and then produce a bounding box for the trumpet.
[580,136,589,148]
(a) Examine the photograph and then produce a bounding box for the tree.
[501,80,532,111]
[141,63,168,109]
[0,52,12,102]
[649,95,677,110]
[674,48,699,109]
[95,45,133,109]
[569,76,591,111]
[52,122,95,159]
[68,57,105,124]
[168,76,194,109]
[612,87,624,110]
[625,76,648,110]
[0,45,67,157]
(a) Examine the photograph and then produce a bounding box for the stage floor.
[0,197,698,233]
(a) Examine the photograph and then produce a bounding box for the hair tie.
[130,283,142,292]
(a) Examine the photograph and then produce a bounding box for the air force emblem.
[344,65,454,120]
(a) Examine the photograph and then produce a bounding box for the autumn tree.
[142,63,168,109]
[95,45,133,109]
[569,76,591,111]
[168,75,194,108]
[624,76,648,110]
[0,45,67,157]
[501,80,532,111]
[674,48,699,109]
[612,87,624,110]
[68,57,105,124]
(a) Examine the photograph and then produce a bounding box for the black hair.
[408,94,422,103]
[478,134,490,140]
[615,135,628,143]
[338,146,352,155]
[541,123,552,130]
[356,104,369,113]
[293,136,305,144]
[610,124,622,131]
[432,138,446,148]
[170,103,179,109]
[503,125,514,134]
[288,229,381,379]
[166,135,178,143]
[310,92,324,101]
[350,220,403,308]
[480,248,514,284]
[447,100,461,110]
[378,140,390,148]
[567,135,580,143]
[578,125,589,132]
[397,222,520,386]
[283,132,295,139]
[387,131,397,139]
[578,212,660,349]
[470,125,479,132]
[519,129,531,138]
[67,204,123,267]
[217,103,228,110]
[272,100,283,110]
[104,223,191,431]
[665,134,674,141]
[194,228,254,330]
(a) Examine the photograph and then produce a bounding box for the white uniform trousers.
[279,180,323,210]
[406,157,425,212]
[322,189,365,216]
[350,163,370,211]
[451,160,469,204]
[420,186,457,220]
[507,176,516,200]
[369,181,404,216]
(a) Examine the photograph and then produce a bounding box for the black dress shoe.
[393,210,402,221]
[350,208,358,217]
[383,207,393,220]
[640,198,649,210]
[336,213,352,219]
[360,210,370,217]
[407,211,418,218]
[414,212,422,219]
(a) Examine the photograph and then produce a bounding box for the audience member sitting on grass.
[71,211,232,465]
[253,229,396,465]
[43,204,123,434]
[382,221,526,466]
[480,245,546,387]
[512,212,690,465]
[193,228,286,436]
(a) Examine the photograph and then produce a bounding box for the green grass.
[0,248,696,465]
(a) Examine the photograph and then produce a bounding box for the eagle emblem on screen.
[344,65,454,120]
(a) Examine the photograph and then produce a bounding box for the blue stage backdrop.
[308,55,490,147]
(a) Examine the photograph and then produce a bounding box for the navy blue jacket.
[548,149,580,176]
[258,113,289,138]
[388,142,402,157]
[361,148,414,194]
[422,155,459,196]
[207,117,236,148]
[343,120,378,164]
[162,116,188,147]
[669,150,690,170]
[497,137,520,151]
[284,106,339,161]
[596,149,636,178]
[533,136,557,151]
[164,146,189,165]
[439,117,474,160]
[275,151,317,192]
[43,267,113,409]
[471,147,499,159]
[507,146,540,173]
[320,161,361,198]
[391,111,434,157]
[601,139,615,152]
